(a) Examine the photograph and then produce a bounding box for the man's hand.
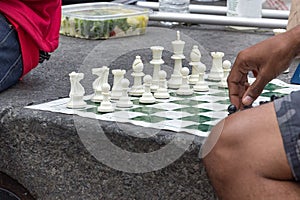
[227,25,300,109]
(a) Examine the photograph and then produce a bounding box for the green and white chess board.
[26,78,300,137]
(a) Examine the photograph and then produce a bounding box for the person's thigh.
[227,102,292,180]
[0,13,23,92]
[203,101,294,181]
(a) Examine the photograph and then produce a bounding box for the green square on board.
[131,115,170,123]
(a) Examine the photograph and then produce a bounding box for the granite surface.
[0,22,297,199]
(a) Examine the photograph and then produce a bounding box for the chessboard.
[25,78,300,137]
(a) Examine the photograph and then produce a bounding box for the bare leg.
[202,102,300,199]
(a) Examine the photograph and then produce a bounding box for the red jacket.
[0,0,61,76]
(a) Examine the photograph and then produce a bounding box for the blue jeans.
[0,13,23,93]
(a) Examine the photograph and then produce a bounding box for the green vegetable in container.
[60,4,149,39]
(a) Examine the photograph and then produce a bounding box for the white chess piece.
[176,67,193,96]
[154,70,170,99]
[139,75,156,104]
[98,83,114,113]
[111,69,126,100]
[91,66,109,102]
[168,31,185,89]
[116,78,133,108]
[218,60,231,88]
[193,61,209,92]
[188,45,202,85]
[129,55,145,96]
[207,52,224,81]
[150,46,164,92]
[67,72,87,109]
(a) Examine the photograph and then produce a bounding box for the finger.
[244,81,250,90]
[227,77,241,108]
[227,70,247,109]
[242,76,268,106]
[252,70,258,77]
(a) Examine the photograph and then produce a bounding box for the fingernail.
[243,96,254,105]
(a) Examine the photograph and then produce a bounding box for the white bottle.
[227,0,262,18]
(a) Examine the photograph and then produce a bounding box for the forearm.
[285,25,300,58]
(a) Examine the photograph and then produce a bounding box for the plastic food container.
[60,2,150,39]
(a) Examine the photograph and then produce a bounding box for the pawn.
[243,105,253,110]
[227,104,237,115]
[139,75,156,104]
[193,62,209,92]
[270,94,280,101]
[218,60,231,88]
[116,79,133,108]
[154,70,170,99]
[259,101,269,105]
[98,83,114,113]
[176,67,193,96]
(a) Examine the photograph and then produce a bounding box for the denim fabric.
[274,90,300,181]
[0,13,23,92]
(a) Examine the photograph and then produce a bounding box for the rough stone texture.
[0,23,298,199]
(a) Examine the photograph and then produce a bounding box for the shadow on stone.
[0,172,35,200]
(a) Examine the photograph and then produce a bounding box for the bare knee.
[203,103,294,181]
[202,104,298,199]
[202,118,243,176]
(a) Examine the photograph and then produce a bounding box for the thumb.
[242,77,268,106]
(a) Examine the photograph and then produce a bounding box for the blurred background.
[61,0,291,11]
[62,0,225,6]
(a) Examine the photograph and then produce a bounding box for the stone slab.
[0,23,297,199]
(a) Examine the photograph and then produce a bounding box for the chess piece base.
[67,96,87,109]
[98,103,114,113]
[193,84,209,92]
[91,92,103,103]
[154,89,170,99]
[168,74,182,89]
[188,75,199,85]
[176,88,193,96]
[129,87,144,97]
[116,101,133,108]
[139,94,156,104]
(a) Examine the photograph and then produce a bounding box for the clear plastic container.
[60,2,150,39]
